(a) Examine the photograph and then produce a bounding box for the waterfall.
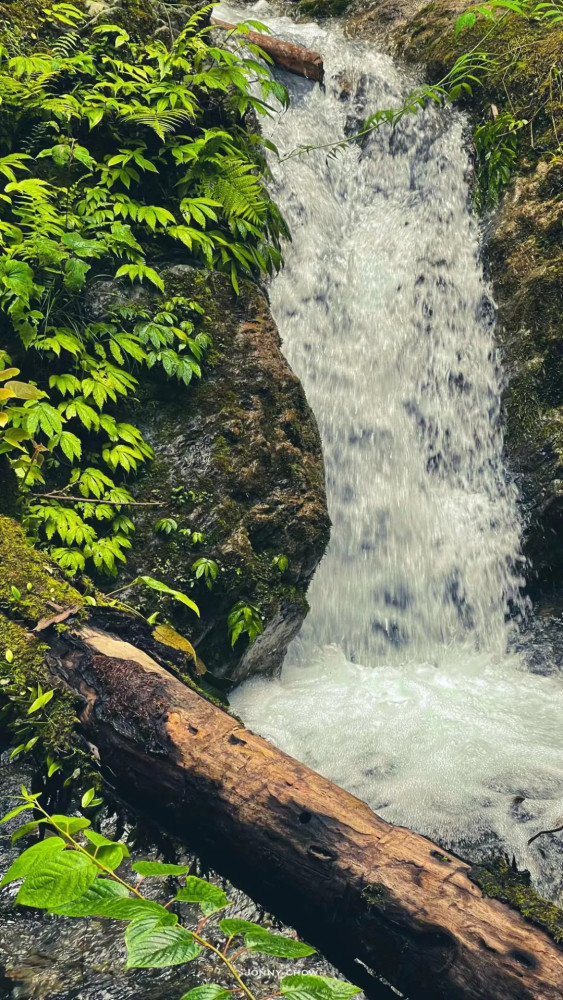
[222,5,563,893]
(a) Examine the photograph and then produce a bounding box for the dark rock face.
[90,266,330,686]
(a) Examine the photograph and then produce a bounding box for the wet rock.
[87,267,330,685]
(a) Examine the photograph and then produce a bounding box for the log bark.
[45,619,563,1000]
[211,17,324,83]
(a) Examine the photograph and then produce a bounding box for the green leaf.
[85,842,126,870]
[132,861,190,876]
[244,931,316,958]
[280,976,362,1000]
[0,804,33,824]
[84,829,130,857]
[61,232,104,257]
[45,815,90,836]
[219,918,267,937]
[0,836,65,886]
[455,10,477,34]
[11,820,41,843]
[125,915,202,968]
[27,689,54,714]
[130,576,200,616]
[174,876,230,915]
[179,987,232,1000]
[64,257,91,292]
[16,852,98,909]
[50,878,129,916]
[81,787,95,808]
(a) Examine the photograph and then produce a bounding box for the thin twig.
[33,493,164,506]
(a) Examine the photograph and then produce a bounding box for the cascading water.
[222,5,563,894]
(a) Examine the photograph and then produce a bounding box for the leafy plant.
[0,3,288,576]
[0,792,361,1000]
[228,601,264,647]
[272,554,289,572]
[192,557,219,590]
[155,517,179,535]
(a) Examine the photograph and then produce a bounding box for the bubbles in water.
[221,5,563,894]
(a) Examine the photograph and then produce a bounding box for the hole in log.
[228,732,247,746]
[308,845,336,863]
[510,949,538,969]
[299,811,312,824]
[188,725,198,735]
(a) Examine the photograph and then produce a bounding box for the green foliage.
[192,556,219,590]
[296,0,562,209]
[0,791,362,1000]
[0,3,288,576]
[228,600,264,647]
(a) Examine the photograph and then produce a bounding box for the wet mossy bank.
[394,4,563,595]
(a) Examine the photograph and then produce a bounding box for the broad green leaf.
[125,914,202,968]
[244,931,316,958]
[61,232,104,257]
[174,876,230,915]
[179,986,232,1000]
[132,861,190,876]
[50,878,129,916]
[11,820,40,843]
[0,836,65,886]
[0,804,33,824]
[280,976,362,1000]
[219,918,267,937]
[84,829,130,857]
[85,842,126,871]
[64,257,91,292]
[130,576,199,616]
[16,851,98,908]
[46,815,90,836]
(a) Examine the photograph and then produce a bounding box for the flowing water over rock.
[226,5,563,896]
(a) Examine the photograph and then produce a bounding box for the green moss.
[0,515,82,625]
[469,857,563,943]
[0,612,78,759]
[297,0,351,18]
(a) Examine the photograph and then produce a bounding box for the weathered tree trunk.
[211,17,324,83]
[45,620,563,1000]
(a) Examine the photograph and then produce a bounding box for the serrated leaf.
[64,257,91,292]
[16,851,98,908]
[125,915,201,968]
[244,931,316,958]
[219,918,267,937]
[280,976,362,1000]
[49,877,129,916]
[175,876,230,915]
[0,804,33,824]
[179,987,232,1000]
[132,860,190,876]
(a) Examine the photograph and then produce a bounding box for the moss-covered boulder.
[88,266,330,686]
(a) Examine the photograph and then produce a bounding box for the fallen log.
[44,619,563,1000]
[211,16,324,83]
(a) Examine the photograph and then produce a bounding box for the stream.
[225,4,563,898]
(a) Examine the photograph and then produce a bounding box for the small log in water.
[210,16,324,83]
[47,622,563,1000]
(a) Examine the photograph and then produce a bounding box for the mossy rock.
[0,517,82,759]
[86,267,330,686]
